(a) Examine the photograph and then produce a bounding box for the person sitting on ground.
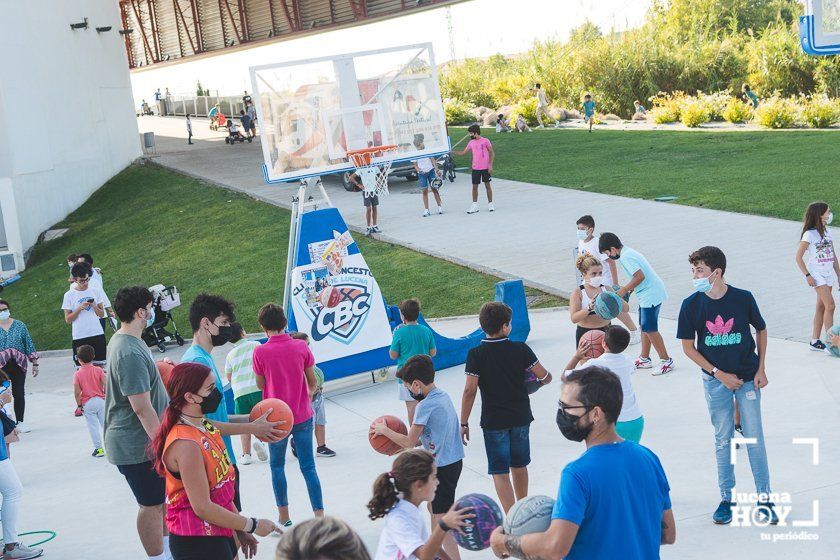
[632,100,647,120]
[515,115,532,133]
[496,114,511,133]
[275,516,371,560]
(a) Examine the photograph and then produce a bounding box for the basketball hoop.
[347,145,398,197]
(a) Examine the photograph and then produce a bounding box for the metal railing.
[161,95,251,118]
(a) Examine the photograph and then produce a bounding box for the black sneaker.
[290,438,298,459]
[756,501,779,525]
[316,445,336,457]
[713,500,733,524]
[810,340,827,351]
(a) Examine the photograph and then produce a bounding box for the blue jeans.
[703,375,771,500]
[268,418,324,511]
[482,425,531,475]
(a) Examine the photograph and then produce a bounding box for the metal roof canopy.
[120,0,464,70]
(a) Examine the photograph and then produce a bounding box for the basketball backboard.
[249,43,450,183]
[800,0,840,55]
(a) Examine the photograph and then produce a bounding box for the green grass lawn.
[7,163,563,350]
[451,127,839,221]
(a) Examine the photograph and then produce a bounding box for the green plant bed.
[451,127,840,221]
[7,163,564,350]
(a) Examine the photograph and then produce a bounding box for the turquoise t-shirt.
[390,323,436,371]
[618,247,667,308]
[745,90,758,108]
[583,100,596,116]
[181,344,237,465]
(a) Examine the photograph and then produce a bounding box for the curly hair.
[575,253,602,274]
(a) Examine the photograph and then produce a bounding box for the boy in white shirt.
[412,134,443,217]
[62,263,107,367]
[575,215,640,343]
[563,325,645,442]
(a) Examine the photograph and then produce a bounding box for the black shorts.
[363,194,379,207]
[575,325,608,347]
[431,460,463,514]
[117,460,166,507]
[170,535,236,560]
[72,334,106,365]
[232,465,241,511]
[471,169,491,184]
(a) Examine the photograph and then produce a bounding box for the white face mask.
[827,212,834,225]
[587,276,604,287]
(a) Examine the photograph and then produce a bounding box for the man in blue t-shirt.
[490,365,675,559]
[600,232,674,375]
[371,354,464,560]
[677,246,777,526]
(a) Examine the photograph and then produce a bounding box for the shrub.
[679,98,710,127]
[722,98,754,123]
[649,91,685,123]
[755,96,797,128]
[802,96,839,128]
[443,98,475,125]
[698,91,731,121]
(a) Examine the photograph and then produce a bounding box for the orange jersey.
[163,420,236,537]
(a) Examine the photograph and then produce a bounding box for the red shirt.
[252,334,315,424]
[72,364,105,405]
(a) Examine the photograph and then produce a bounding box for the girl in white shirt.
[795,202,839,351]
[368,449,472,560]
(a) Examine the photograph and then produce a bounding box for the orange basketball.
[579,330,606,359]
[249,398,294,442]
[369,415,408,456]
[156,361,175,394]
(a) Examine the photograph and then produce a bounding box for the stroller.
[436,153,457,183]
[142,284,185,353]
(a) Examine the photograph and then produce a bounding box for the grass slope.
[7,163,563,350]
[451,127,838,221]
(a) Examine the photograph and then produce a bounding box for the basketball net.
[347,145,397,197]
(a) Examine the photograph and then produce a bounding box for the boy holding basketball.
[371,354,464,559]
[563,325,644,443]
[461,302,552,513]
[599,233,675,376]
[453,124,494,214]
[390,299,436,425]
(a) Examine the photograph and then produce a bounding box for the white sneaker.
[253,440,268,462]
[422,209,430,217]
[467,203,479,214]
[536,124,545,129]
[553,122,561,128]
[653,358,675,376]
[488,202,495,212]
[3,542,44,559]
[239,453,253,465]
[15,422,29,434]
[629,329,641,345]
[437,206,443,215]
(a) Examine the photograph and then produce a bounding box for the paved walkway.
[140,116,837,343]
[19,309,840,559]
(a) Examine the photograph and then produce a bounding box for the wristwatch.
[708,367,718,377]
[438,519,452,532]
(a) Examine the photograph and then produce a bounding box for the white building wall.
[0,0,141,270]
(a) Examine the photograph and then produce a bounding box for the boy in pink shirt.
[454,124,495,214]
[72,344,106,457]
[252,303,323,528]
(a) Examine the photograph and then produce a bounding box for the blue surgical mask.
[145,307,155,327]
[693,272,717,293]
[576,229,588,240]
[0,311,9,321]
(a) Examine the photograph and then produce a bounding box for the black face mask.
[211,325,233,347]
[556,408,593,442]
[198,387,223,414]
[408,387,426,402]
[608,253,620,261]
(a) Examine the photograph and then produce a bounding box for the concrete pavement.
[15,308,840,559]
[139,116,837,344]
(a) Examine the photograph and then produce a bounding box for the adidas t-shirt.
[676,285,766,381]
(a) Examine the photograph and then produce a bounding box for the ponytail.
[367,449,435,520]
[149,362,213,477]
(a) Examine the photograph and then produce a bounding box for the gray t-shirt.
[104,333,169,465]
[413,387,464,468]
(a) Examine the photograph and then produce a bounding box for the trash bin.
[142,131,156,154]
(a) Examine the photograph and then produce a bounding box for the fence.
[162,95,251,118]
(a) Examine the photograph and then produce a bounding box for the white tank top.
[579,284,606,310]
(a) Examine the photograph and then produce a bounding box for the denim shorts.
[312,392,326,426]
[482,425,531,475]
[418,169,438,190]
[638,304,661,333]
